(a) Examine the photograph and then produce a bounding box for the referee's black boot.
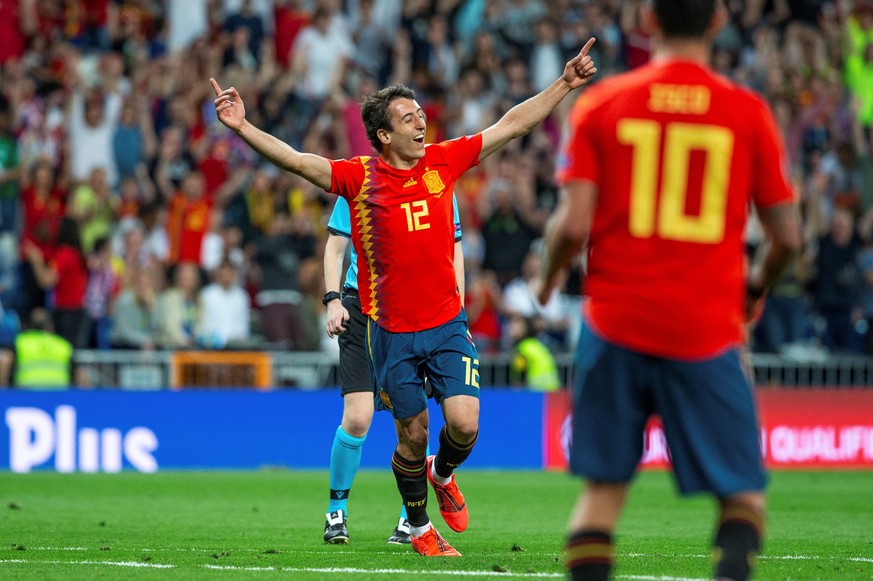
[323,510,349,544]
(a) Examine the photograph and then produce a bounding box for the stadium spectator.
[109,262,160,350]
[347,0,391,83]
[858,234,873,354]
[536,2,801,580]
[224,167,276,242]
[166,171,212,266]
[210,31,595,557]
[479,177,540,287]
[66,54,125,187]
[810,207,864,352]
[116,174,148,221]
[223,0,266,64]
[464,267,503,355]
[0,233,19,314]
[152,126,198,197]
[197,259,251,348]
[69,166,117,253]
[287,6,352,148]
[502,244,570,350]
[84,236,121,350]
[113,95,156,182]
[15,86,66,173]
[24,217,90,350]
[138,201,170,265]
[155,261,202,349]
[272,0,310,69]
[166,0,210,55]
[0,97,20,235]
[752,259,811,353]
[251,211,315,349]
[530,18,564,93]
[845,4,873,141]
[18,160,66,320]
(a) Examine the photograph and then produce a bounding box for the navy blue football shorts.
[570,322,767,498]
[367,309,480,420]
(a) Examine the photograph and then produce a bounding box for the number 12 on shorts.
[462,356,480,388]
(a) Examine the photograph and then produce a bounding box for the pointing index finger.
[210,78,222,96]
[579,37,596,57]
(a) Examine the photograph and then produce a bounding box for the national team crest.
[422,170,445,195]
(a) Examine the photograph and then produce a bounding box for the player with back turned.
[211,38,596,557]
[537,2,801,580]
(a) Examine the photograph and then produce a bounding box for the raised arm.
[479,38,597,162]
[210,78,333,191]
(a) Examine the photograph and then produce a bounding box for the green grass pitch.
[0,469,871,579]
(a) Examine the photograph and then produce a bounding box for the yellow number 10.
[618,119,734,244]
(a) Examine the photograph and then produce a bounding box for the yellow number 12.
[401,200,430,232]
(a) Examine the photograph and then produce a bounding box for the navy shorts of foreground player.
[367,309,480,420]
[571,323,766,498]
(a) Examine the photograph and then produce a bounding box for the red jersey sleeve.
[328,157,368,199]
[428,134,483,180]
[750,95,795,209]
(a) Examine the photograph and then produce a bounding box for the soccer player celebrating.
[321,195,464,545]
[211,38,596,557]
[537,2,800,580]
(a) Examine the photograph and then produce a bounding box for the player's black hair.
[653,0,716,39]
[361,83,417,154]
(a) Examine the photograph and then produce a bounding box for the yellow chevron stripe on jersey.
[354,157,380,322]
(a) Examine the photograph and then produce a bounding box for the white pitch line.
[0,559,173,569]
[21,547,88,551]
[205,565,564,577]
[10,548,873,564]
[204,565,711,580]
[625,552,873,564]
[621,577,706,581]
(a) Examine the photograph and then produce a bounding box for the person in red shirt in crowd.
[537,2,802,579]
[24,217,90,349]
[211,37,596,557]
[166,171,211,265]
[273,0,311,69]
[0,0,34,64]
[19,160,67,319]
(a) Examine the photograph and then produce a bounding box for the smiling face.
[381,98,427,167]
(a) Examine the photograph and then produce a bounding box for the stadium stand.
[2,0,873,387]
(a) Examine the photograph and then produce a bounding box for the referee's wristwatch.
[322,291,342,306]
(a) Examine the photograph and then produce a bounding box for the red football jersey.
[558,60,795,359]
[329,134,482,332]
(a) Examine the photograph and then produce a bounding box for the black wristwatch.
[746,282,766,301]
[322,291,342,306]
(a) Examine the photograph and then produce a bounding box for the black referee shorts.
[337,288,374,395]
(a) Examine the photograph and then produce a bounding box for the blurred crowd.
[2,0,873,361]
